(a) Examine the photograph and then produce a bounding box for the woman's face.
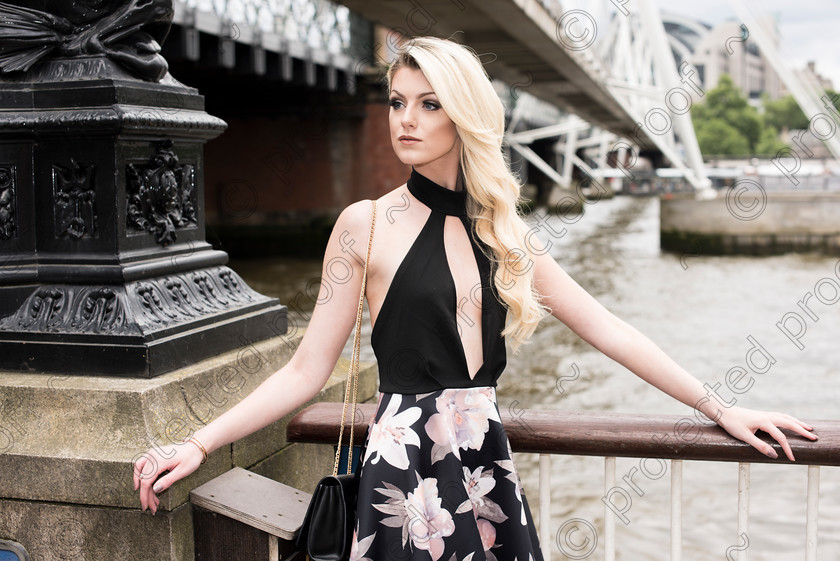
[389,67,461,175]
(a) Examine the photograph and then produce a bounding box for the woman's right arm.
[133,199,376,514]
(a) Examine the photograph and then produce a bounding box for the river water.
[231,195,839,561]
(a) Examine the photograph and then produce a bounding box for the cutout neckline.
[370,211,486,382]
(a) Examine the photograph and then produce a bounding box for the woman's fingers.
[732,426,778,459]
[134,442,204,514]
[719,408,818,462]
[152,465,185,495]
[775,414,818,440]
[133,456,145,491]
[760,422,794,462]
[133,452,160,489]
[757,413,820,462]
[765,414,819,462]
[133,448,170,513]
[149,489,161,515]
[134,457,153,511]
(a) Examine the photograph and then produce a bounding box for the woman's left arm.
[531,247,818,460]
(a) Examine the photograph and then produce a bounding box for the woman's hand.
[714,406,818,461]
[133,439,204,514]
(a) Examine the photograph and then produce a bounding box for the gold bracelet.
[188,436,208,464]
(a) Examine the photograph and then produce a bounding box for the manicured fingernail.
[768,449,778,459]
[153,483,162,493]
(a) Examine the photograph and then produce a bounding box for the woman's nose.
[401,104,417,128]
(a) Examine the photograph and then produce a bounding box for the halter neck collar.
[407,167,467,217]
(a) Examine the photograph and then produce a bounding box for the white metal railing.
[534,456,824,561]
[288,403,836,561]
[531,426,833,561]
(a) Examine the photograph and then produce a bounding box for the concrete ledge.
[0,329,379,560]
[660,191,840,255]
[0,499,193,561]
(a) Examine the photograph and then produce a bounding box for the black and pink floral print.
[350,386,544,561]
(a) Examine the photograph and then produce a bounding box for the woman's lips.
[399,136,420,144]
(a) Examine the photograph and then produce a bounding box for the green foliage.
[755,125,786,156]
[694,118,750,156]
[690,74,790,157]
[824,89,840,113]
[763,94,810,131]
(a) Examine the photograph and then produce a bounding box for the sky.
[559,0,840,91]
[653,0,840,91]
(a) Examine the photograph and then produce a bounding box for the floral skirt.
[350,386,544,561]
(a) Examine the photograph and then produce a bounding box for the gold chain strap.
[332,200,376,477]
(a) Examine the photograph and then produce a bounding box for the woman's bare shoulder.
[335,184,409,231]
[335,199,375,233]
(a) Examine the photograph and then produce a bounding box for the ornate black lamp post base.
[0,4,287,378]
[0,264,285,378]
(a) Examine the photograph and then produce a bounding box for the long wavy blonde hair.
[386,36,547,352]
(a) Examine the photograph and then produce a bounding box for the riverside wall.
[660,191,840,255]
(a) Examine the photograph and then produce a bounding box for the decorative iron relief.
[0,266,260,334]
[0,165,15,240]
[0,286,129,334]
[0,1,174,82]
[133,266,257,329]
[53,159,97,240]
[127,140,196,246]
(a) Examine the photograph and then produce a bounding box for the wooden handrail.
[287,402,840,466]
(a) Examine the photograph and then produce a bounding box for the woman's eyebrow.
[390,89,437,98]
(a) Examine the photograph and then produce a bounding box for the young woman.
[134,37,817,560]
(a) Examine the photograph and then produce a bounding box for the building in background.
[663,12,783,102]
[783,60,836,96]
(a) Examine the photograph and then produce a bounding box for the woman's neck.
[412,163,463,192]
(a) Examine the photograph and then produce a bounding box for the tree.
[827,89,840,114]
[691,74,789,157]
[754,125,786,156]
[763,94,809,131]
[694,118,750,156]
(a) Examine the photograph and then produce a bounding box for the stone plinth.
[0,332,379,560]
[660,191,840,255]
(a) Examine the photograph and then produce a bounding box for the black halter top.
[371,168,508,393]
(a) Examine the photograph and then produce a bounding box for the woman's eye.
[388,99,404,109]
[423,101,439,110]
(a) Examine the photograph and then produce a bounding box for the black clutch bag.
[295,430,369,560]
[295,200,376,561]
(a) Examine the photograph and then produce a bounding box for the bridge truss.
[505,0,715,199]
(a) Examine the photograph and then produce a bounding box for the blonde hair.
[386,36,547,352]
